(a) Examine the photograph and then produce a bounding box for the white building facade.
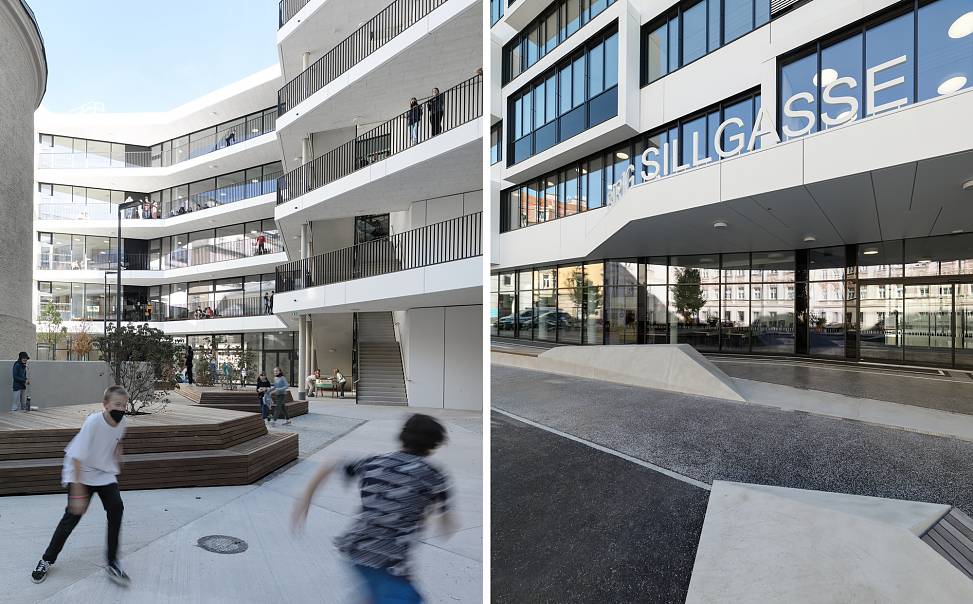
[32,68,300,382]
[273,0,483,408]
[490,0,973,369]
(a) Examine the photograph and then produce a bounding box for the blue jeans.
[352,564,422,603]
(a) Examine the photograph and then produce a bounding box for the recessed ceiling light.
[220,193,226,196]
[938,75,967,95]
[963,179,973,191]
[917,258,932,263]
[251,128,260,133]
[700,257,714,264]
[713,221,728,229]
[953,229,965,234]
[616,152,629,160]
[803,235,817,243]
[812,68,839,87]
[863,248,879,255]
[294,157,301,161]
[209,111,218,116]
[948,11,973,39]
[251,178,260,183]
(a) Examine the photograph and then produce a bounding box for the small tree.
[192,337,218,387]
[70,318,96,361]
[39,300,68,359]
[96,323,181,414]
[237,350,257,387]
[672,268,707,324]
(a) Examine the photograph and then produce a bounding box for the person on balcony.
[407,97,422,144]
[224,131,235,147]
[256,232,267,255]
[427,88,443,136]
[263,292,272,315]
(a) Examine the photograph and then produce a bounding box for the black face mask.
[109,409,125,423]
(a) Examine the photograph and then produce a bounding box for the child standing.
[31,385,131,586]
[291,414,454,603]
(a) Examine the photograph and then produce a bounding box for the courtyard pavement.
[491,363,973,602]
[0,398,482,604]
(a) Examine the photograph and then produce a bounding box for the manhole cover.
[197,535,248,554]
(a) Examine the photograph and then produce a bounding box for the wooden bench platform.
[178,385,308,417]
[0,404,299,495]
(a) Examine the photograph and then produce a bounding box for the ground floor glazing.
[491,233,973,369]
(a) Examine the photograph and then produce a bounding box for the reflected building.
[490,0,973,369]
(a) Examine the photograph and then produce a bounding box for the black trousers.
[186,362,194,384]
[43,482,124,564]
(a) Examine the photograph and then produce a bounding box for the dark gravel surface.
[491,412,708,604]
[492,364,973,515]
[712,358,973,415]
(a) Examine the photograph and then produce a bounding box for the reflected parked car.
[499,309,534,329]
[535,310,574,328]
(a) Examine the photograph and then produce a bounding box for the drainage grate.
[197,535,249,555]
[921,508,973,580]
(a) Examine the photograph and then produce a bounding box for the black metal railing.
[46,294,271,324]
[277,75,481,205]
[277,0,448,114]
[38,237,284,272]
[275,211,481,293]
[279,0,310,27]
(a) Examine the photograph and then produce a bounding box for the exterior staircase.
[355,312,408,406]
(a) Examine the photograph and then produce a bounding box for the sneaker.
[31,559,51,583]
[106,560,130,586]
[284,420,292,425]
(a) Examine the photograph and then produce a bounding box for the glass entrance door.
[903,284,954,367]
[956,283,973,369]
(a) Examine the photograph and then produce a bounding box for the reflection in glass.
[865,11,914,114]
[918,0,973,100]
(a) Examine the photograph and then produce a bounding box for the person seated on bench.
[305,369,321,397]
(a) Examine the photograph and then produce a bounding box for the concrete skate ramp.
[687,482,973,603]
[496,344,746,402]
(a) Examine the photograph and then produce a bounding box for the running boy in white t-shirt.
[31,385,131,586]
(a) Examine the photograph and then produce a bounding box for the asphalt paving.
[491,411,708,604]
[492,364,973,515]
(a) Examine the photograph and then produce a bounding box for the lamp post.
[116,200,142,333]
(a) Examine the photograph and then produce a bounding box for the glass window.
[724,0,754,42]
[681,114,708,167]
[820,34,864,128]
[708,0,721,51]
[545,74,557,122]
[544,10,558,54]
[865,11,914,115]
[572,54,586,105]
[587,155,604,209]
[534,82,546,127]
[589,38,605,96]
[566,0,581,37]
[683,1,707,64]
[647,22,668,83]
[918,0,973,101]
[780,52,818,140]
[605,33,618,89]
[668,17,680,73]
[721,95,754,155]
[559,63,573,114]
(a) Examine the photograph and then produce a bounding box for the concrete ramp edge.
[497,344,748,402]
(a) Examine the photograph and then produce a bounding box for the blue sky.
[31,0,279,113]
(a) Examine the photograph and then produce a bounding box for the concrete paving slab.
[687,482,973,603]
[0,402,482,604]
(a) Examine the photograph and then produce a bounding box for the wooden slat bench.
[0,404,299,495]
[178,385,308,417]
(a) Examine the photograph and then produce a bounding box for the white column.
[302,51,310,70]
[302,136,312,164]
[296,222,310,399]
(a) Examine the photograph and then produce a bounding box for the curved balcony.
[276,211,481,292]
[279,0,310,28]
[277,75,481,208]
[278,0,448,115]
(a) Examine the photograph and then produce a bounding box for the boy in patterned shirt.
[292,414,455,603]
